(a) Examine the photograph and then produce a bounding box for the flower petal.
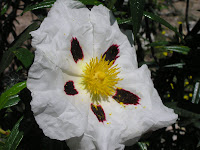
[114,65,178,145]
[30,0,93,76]
[28,1,178,149]
[27,50,90,140]
[90,5,138,73]
[67,134,97,150]
[68,65,177,148]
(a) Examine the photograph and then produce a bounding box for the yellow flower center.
[81,56,122,103]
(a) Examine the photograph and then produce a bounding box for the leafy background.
[0,0,200,149]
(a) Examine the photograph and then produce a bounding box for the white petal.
[31,0,93,75]
[115,65,178,145]
[31,91,86,140]
[27,50,90,140]
[90,5,138,72]
[67,134,96,150]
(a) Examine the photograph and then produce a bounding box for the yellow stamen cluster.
[81,56,121,103]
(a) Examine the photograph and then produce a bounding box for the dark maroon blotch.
[70,37,84,63]
[91,103,106,123]
[64,80,78,95]
[112,88,140,105]
[103,44,119,63]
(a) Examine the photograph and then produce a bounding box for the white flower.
[27,0,178,149]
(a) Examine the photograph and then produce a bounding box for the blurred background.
[0,0,200,149]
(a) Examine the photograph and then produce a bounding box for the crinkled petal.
[115,65,178,145]
[30,0,93,76]
[90,5,138,73]
[27,50,90,140]
[71,65,177,149]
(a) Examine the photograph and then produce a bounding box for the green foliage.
[137,142,148,150]
[166,102,200,119]
[11,48,34,68]
[0,22,39,74]
[156,46,190,55]
[117,18,132,25]
[23,0,56,14]
[129,0,145,39]
[164,63,185,69]
[143,11,183,42]
[0,81,26,110]
[3,95,21,109]
[79,0,102,5]
[106,0,117,9]
[0,4,8,16]
[0,51,15,75]
[192,81,200,104]
[2,117,24,150]
[23,0,102,14]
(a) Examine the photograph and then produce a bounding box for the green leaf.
[0,51,15,75]
[0,22,40,74]
[0,81,26,110]
[164,63,185,68]
[143,11,184,42]
[1,4,8,16]
[192,81,200,104]
[138,142,148,150]
[130,0,145,39]
[10,22,40,50]
[165,102,200,118]
[117,18,132,25]
[23,0,56,14]
[3,95,21,109]
[79,0,102,5]
[158,46,190,55]
[147,41,169,47]
[106,0,117,9]
[3,117,24,150]
[11,48,34,68]
[23,0,102,14]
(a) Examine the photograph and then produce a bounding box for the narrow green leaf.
[143,11,184,42]
[130,0,145,39]
[165,102,200,118]
[144,11,175,32]
[11,48,34,68]
[0,51,15,75]
[164,63,185,68]
[0,22,40,74]
[1,4,8,16]
[3,117,24,150]
[3,95,20,109]
[79,0,102,5]
[138,142,148,150]
[147,41,169,47]
[117,18,132,25]
[192,81,200,104]
[10,22,40,50]
[23,0,56,14]
[158,46,190,55]
[0,81,26,110]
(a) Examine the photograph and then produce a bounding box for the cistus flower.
[27,0,178,149]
